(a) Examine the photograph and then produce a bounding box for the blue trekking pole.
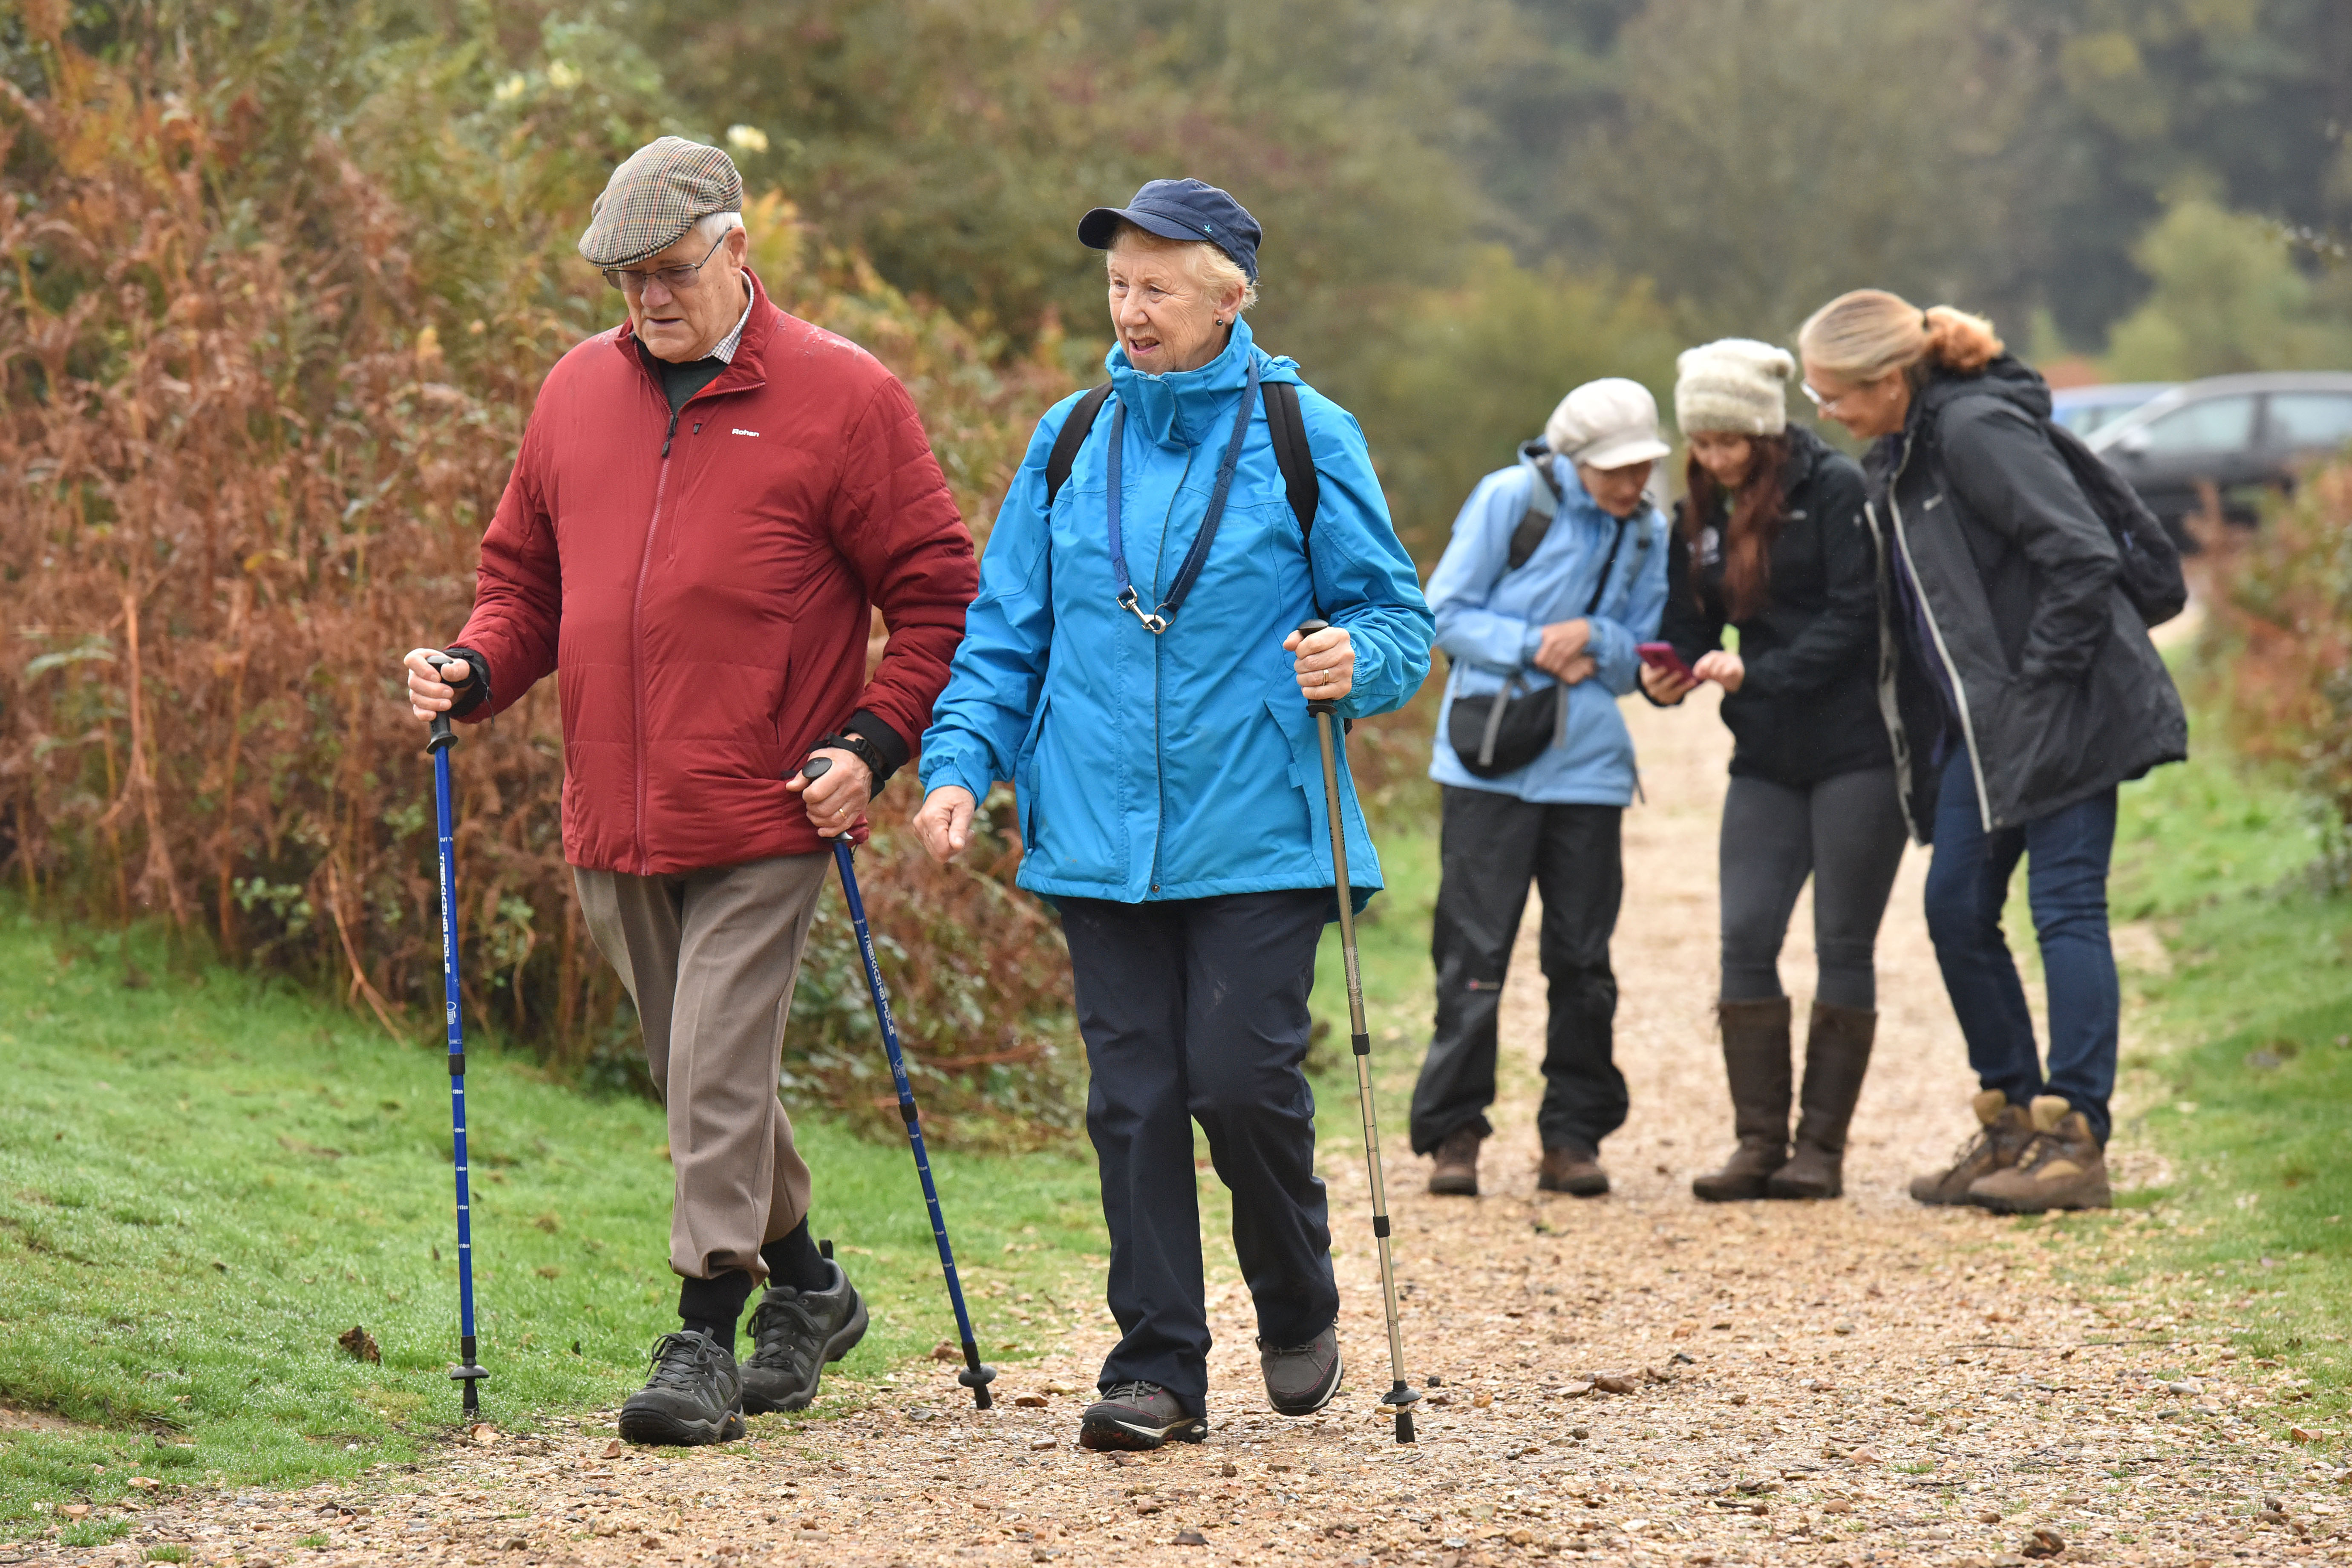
[425,654,489,1417]
[801,756,995,1410]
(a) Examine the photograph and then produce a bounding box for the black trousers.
[1718,767,1908,1010]
[1411,785,1626,1157]
[1059,890,1339,1412]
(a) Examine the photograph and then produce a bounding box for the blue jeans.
[1923,749,2119,1143]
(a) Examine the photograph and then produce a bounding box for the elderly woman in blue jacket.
[1412,379,1671,1201]
[913,179,1432,1453]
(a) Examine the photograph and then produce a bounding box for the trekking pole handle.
[424,652,458,754]
[1296,618,1340,717]
[801,756,832,781]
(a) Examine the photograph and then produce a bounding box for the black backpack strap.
[1262,380,1319,537]
[1043,383,1115,507]
[1507,440,1561,570]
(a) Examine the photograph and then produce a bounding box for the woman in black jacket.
[1640,340,1908,1202]
[1797,291,2185,1216]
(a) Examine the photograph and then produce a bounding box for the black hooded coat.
[1865,355,2186,840]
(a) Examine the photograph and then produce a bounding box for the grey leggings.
[1720,766,1908,1011]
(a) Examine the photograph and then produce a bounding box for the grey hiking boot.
[1967,1100,2111,1214]
[617,1330,745,1447]
[1079,1381,1207,1451]
[1259,1325,1343,1416]
[1908,1089,2038,1205]
[1428,1126,1482,1196]
[740,1258,870,1414]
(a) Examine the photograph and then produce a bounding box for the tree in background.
[2104,198,2352,380]
[1556,0,2029,342]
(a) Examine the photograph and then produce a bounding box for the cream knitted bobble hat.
[1674,339,1794,437]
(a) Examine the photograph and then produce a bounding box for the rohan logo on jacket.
[732,428,761,438]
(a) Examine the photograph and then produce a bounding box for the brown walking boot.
[1537,1141,1609,1197]
[1967,1098,2111,1213]
[1907,1089,2037,1205]
[1427,1126,1482,1197]
[1692,997,1792,1202]
[1767,1001,1876,1200]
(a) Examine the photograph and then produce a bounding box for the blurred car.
[2049,381,2176,437]
[2087,371,2352,546]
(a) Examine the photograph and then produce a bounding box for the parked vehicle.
[2049,381,2175,437]
[2088,371,2352,546]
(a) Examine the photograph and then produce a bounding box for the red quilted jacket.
[452,269,977,874]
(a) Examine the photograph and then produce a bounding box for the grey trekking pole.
[1297,620,1419,1444]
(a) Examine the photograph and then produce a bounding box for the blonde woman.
[1797,290,2184,1216]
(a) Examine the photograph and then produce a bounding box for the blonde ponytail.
[1798,289,2003,382]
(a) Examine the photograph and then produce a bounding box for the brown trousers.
[574,853,828,1282]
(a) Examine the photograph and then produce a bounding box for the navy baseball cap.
[1078,178,1262,282]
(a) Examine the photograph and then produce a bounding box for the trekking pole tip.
[958,1343,998,1409]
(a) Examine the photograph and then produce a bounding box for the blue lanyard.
[1105,356,1261,634]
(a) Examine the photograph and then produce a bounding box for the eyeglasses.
[1802,376,1887,415]
[601,231,729,294]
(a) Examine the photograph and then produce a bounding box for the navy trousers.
[1059,891,1339,1413]
[1924,749,2120,1142]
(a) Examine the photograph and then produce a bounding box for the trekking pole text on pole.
[424,653,489,1416]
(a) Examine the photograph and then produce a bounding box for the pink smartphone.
[1638,642,1697,681]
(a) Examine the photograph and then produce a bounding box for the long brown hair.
[1683,435,1793,623]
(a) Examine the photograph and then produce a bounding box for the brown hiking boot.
[1908,1089,2037,1206]
[1968,1100,2111,1213]
[1693,997,1791,1202]
[1538,1143,1608,1197]
[1428,1126,1482,1197]
[1767,1002,1876,1201]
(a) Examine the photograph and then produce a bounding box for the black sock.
[677,1269,756,1349]
[760,1218,831,1292]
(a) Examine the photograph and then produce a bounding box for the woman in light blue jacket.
[1411,379,1670,1202]
[914,180,1431,1453]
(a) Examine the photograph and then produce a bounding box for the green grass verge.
[2033,715,2352,1444]
[0,910,1106,1542]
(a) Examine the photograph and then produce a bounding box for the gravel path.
[37,692,2352,1567]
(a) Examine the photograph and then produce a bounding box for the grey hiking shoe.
[1079,1381,1207,1451]
[1260,1326,1343,1416]
[740,1259,870,1414]
[617,1330,744,1447]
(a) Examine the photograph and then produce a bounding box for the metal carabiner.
[1117,587,1168,635]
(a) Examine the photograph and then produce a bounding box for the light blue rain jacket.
[920,319,1433,911]
[1425,455,1669,804]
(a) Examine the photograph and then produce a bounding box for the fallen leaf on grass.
[336,1325,380,1364]
[467,1423,499,1446]
[601,1440,622,1459]
[930,1342,962,1362]
[127,1477,159,1490]
[62,1504,89,1519]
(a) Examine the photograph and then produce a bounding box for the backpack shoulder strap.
[1043,383,1115,508]
[1261,380,1320,537]
[1507,440,1561,570]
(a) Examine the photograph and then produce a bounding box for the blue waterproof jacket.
[920,320,1433,910]
[1424,455,1669,804]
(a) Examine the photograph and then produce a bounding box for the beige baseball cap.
[578,137,744,269]
[1544,378,1672,470]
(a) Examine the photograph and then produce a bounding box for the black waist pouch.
[1447,677,1568,779]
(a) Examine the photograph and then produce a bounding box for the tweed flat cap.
[578,137,744,268]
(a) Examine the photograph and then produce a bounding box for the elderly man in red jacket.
[403,137,977,1447]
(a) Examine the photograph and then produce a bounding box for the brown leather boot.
[1767,1001,1876,1200]
[1692,997,1792,1202]
[1537,1142,1608,1197]
[1427,1126,1482,1197]
[1908,1090,2037,1205]
[1967,1100,2111,1213]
